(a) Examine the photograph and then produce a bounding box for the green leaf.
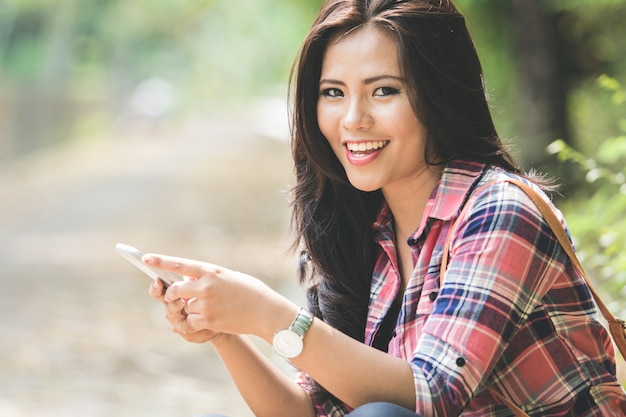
[598,74,621,91]
[597,135,626,164]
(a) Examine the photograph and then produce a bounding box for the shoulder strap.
[440,178,625,417]
[485,384,531,417]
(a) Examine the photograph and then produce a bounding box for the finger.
[148,278,165,301]
[174,317,216,341]
[142,254,219,278]
[180,329,219,344]
[163,279,208,303]
[164,297,187,319]
[182,296,198,314]
[184,297,197,314]
[185,313,208,334]
[178,319,193,335]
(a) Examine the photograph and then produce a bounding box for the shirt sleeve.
[410,180,570,416]
[296,371,353,417]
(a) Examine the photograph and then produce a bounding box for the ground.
[0,106,302,417]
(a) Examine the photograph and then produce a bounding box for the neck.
[383,166,443,243]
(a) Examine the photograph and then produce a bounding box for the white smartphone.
[115,243,182,287]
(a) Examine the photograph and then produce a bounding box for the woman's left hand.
[142,253,296,341]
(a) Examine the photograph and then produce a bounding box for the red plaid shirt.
[298,160,626,416]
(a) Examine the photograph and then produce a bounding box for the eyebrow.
[319,75,405,85]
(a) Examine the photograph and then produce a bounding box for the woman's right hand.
[149,278,221,344]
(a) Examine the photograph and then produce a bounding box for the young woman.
[146,0,626,415]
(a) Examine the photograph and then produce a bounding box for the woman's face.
[317,25,429,195]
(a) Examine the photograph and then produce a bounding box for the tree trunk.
[508,0,570,171]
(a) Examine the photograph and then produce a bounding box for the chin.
[348,181,382,193]
[344,170,385,192]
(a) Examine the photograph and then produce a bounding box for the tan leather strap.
[485,383,530,417]
[501,180,622,331]
[441,181,493,277]
[441,177,624,417]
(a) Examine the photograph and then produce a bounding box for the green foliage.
[548,0,626,11]
[548,75,626,314]
[0,0,321,99]
[460,2,518,143]
[0,0,324,156]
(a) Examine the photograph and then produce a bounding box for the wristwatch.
[272,308,314,359]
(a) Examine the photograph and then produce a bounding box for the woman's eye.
[321,88,343,98]
[373,87,400,97]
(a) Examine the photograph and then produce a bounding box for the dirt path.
[0,108,303,417]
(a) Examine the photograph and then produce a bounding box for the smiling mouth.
[346,140,389,156]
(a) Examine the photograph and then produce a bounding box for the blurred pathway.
[0,106,301,417]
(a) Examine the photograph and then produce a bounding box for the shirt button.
[456,357,466,367]
[407,237,417,246]
[428,291,438,302]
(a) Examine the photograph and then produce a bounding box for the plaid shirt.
[299,160,626,416]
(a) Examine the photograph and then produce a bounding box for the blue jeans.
[195,402,423,417]
[347,402,423,416]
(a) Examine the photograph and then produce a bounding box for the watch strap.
[290,308,314,337]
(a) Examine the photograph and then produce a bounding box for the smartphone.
[115,243,182,287]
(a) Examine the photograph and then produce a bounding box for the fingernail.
[143,255,154,263]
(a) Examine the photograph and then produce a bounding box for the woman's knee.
[347,402,423,417]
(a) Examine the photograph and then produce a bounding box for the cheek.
[316,105,331,138]
[316,106,341,152]
[315,107,342,163]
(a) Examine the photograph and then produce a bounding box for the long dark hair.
[289,0,522,401]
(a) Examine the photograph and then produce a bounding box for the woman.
[146,0,626,415]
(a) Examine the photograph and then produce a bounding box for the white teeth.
[346,141,388,152]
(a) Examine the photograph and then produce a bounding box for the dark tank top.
[372,300,401,352]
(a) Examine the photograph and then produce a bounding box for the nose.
[341,97,373,131]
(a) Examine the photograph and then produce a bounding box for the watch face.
[273,329,303,358]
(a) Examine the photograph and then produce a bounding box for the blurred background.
[0,0,625,416]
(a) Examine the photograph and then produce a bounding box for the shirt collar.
[373,159,487,243]
[428,159,487,221]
